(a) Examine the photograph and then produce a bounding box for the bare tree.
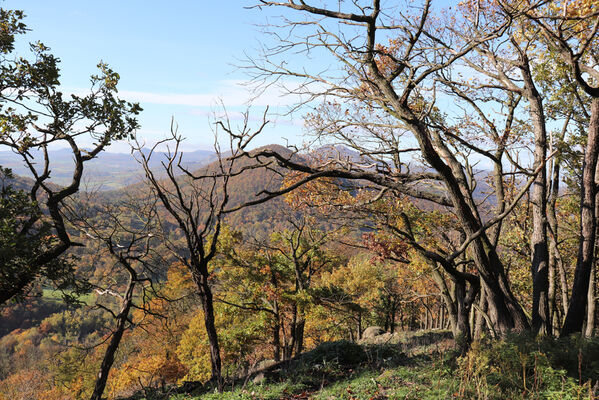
[67,194,162,400]
[133,112,267,390]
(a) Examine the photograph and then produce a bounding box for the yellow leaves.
[561,0,598,18]
[176,314,211,383]
[165,263,195,296]
[108,349,187,396]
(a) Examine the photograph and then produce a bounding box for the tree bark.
[273,318,281,361]
[293,318,305,356]
[547,118,567,334]
[587,169,599,338]
[193,267,223,390]
[585,263,596,337]
[271,270,282,361]
[287,305,298,360]
[517,52,550,335]
[454,278,473,352]
[562,98,599,336]
[474,286,487,339]
[357,311,362,340]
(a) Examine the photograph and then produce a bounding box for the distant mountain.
[111,144,300,238]
[0,148,216,190]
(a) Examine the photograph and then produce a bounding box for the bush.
[363,342,406,366]
[300,340,366,367]
[456,334,599,399]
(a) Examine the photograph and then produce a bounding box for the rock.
[362,326,385,339]
[252,372,266,384]
[253,359,277,372]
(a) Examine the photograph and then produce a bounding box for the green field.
[41,288,95,305]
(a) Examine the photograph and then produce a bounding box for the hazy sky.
[4,1,307,152]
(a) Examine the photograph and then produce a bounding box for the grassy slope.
[134,329,599,400]
[174,354,458,400]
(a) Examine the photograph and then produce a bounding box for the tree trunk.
[431,267,458,333]
[587,174,599,338]
[287,305,298,360]
[454,278,473,352]
[193,269,223,390]
[484,248,530,334]
[430,128,529,335]
[357,311,362,340]
[371,73,529,335]
[273,315,281,362]
[293,318,305,357]
[271,272,282,361]
[547,119,567,334]
[585,263,596,337]
[521,68,550,335]
[90,278,135,400]
[474,286,487,339]
[562,98,599,336]
[548,256,557,334]
[426,258,476,346]
[281,322,291,361]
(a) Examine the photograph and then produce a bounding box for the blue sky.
[4,1,306,152]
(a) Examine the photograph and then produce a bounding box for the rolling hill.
[0,148,216,190]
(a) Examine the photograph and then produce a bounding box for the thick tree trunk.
[193,269,223,390]
[587,175,599,338]
[562,98,599,336]
[484,248,530,334]
[293,318,305,357]
[368,70,529,335]
[286,305,298,360]
[430,128,529,335]
[522,72,551,335]
[454,279,473,352]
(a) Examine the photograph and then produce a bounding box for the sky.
[3,1,308,152]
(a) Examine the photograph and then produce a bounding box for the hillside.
[99,144,349,238]
[116,330,599,400]
[0,148,216,190]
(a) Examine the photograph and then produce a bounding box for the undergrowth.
[134,332,599,400]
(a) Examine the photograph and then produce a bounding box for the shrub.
[300,340,366,367]
[456,334,598,399]
[363,342,406,366]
